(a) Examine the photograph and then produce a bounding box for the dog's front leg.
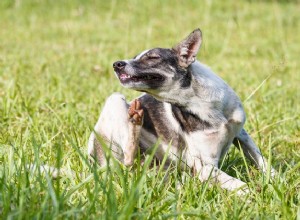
[197,164,248,193]
[185,127,248,193]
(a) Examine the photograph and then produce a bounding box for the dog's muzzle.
[112,60,164,89]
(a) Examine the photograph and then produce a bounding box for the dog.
[88,29,275,192]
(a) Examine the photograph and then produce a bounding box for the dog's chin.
[116,72,164,90]
[120,81,150,90]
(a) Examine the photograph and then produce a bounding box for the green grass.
[0,0,299,219]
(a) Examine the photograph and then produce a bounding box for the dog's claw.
[136,99,141,110]
[137,109,143,117]
[128,99,144,125]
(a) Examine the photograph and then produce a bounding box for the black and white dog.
[88,29,274,192]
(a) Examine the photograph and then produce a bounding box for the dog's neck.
[146,61,228,125]
[151,61,226,105]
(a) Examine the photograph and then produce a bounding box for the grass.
[0,0,299,219]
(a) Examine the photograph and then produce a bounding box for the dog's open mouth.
[118,72,164,83]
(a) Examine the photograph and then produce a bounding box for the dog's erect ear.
[173,28,202,68]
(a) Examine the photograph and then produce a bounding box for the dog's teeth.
[120,74,131,79]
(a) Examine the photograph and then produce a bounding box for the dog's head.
[113,29,202,101]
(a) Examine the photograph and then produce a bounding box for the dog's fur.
[88,29,274,193]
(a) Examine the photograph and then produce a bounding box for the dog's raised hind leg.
[88,93,143,166]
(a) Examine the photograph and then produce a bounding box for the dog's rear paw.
[128,99,144,125]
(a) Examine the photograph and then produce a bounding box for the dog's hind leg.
[88,93,143,166]
[233,128,276,176]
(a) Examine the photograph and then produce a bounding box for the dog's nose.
[113,61,126,70]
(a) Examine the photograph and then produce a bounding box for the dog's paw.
[128,99,144,125]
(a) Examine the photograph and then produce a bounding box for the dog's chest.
[139,94,217,149]
[170,105,213,132]
[139,95,225,166]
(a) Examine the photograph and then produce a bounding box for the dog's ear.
[173,28,202,68]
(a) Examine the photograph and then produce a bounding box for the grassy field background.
[0,0,299,219]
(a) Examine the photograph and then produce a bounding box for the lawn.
[0,0,299,219]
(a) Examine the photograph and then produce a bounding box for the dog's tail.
[233,128,276,177]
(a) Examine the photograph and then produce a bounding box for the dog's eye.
[146,53,160,59]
